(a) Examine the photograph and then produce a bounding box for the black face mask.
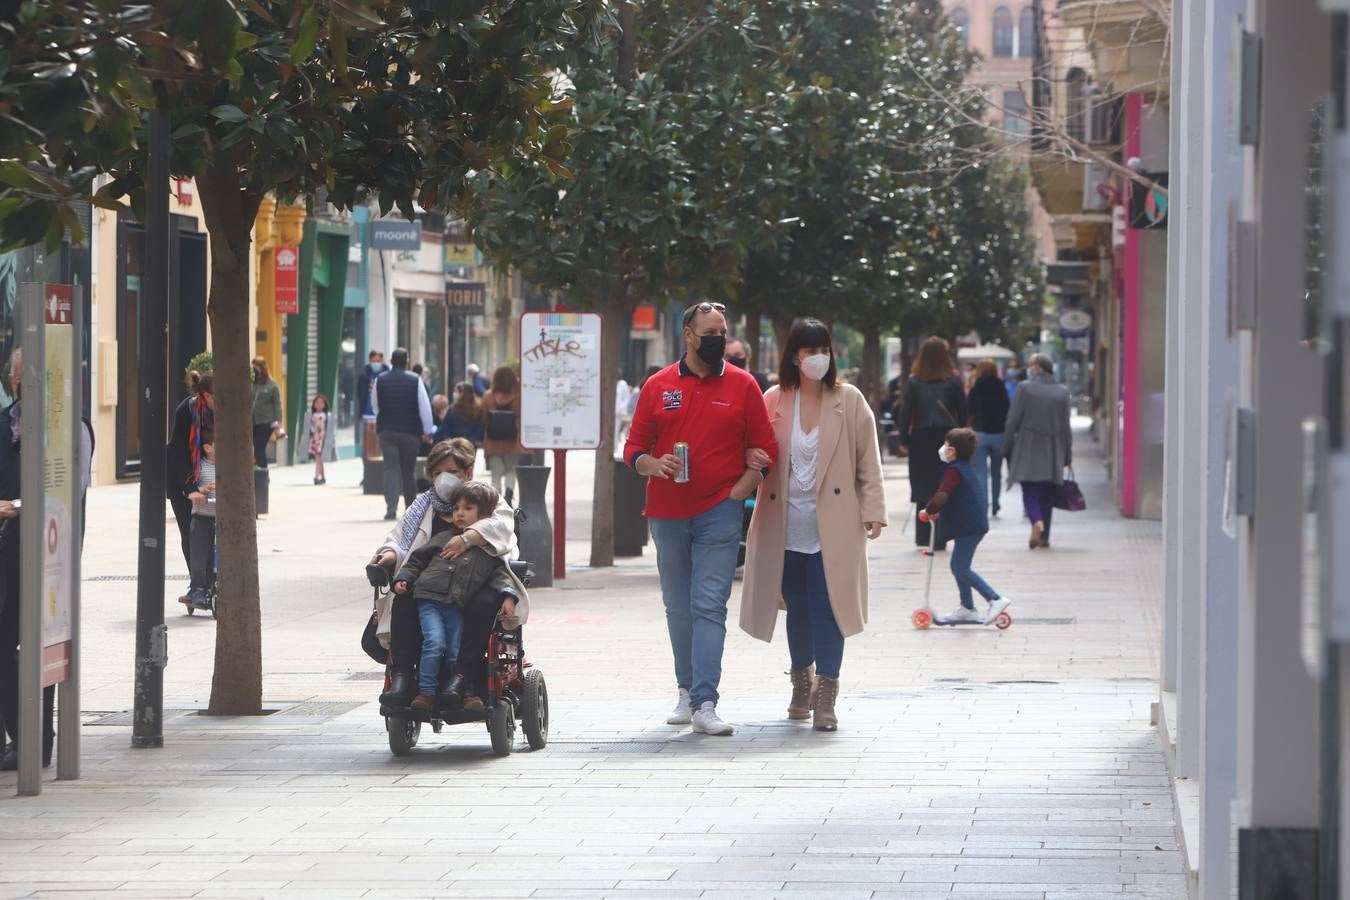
[727,355,748,370]
[695,334,726,366]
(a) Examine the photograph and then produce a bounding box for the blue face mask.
[370,362,384,373]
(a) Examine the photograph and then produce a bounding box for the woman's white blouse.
[785,390,822,554]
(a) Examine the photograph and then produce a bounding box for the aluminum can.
[673,442,691,483]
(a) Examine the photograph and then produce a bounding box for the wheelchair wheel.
[387,716,420,757]
[521,669,549,750]
[488,701,515,757]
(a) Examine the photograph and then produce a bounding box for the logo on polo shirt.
[662,390,683,410]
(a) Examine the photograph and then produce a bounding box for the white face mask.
[938,444,956,464]
[799,353,830,382]
[434,472,462,502]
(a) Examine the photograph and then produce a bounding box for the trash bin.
[254,467,269,516]
[361,419,383,495]
[613,458,648,557]
[516,465,553,588]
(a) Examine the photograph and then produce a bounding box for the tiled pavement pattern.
[1,431,1183,898]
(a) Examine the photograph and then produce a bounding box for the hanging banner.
[275,246,299,315]
[444,242,479,268]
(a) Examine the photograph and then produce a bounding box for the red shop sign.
[44,283,72,325]
[275,246,299,315]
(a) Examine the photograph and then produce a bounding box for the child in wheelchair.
[392,482,521,714]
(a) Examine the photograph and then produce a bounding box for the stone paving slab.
[0,434,1182,897]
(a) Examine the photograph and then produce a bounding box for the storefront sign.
[274,246,299,315]
[519,312,602,450]
[632,305,658,331]
[446,282,487,315]
[1058,309,1092,332]
[369,220,422,250]
[444,242,478,268]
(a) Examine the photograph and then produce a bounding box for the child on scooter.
[183,430,217,610]
[919,427,1013,626]
[392,481,519,714]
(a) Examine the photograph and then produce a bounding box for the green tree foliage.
[468,0,824,567]
[0,0,603,713]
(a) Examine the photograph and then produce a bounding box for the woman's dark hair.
[945,427,978,461]
[311,393,329,413]
[911,336,955,382]
[450,481,501,518]
[452,382,479,419]
[777,319,838,390]
[491,365,518,395]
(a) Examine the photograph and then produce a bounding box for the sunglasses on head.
[683,302,727,327]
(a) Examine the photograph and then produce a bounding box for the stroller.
[365,560,547,757]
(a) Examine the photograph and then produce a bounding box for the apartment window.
[992,6,1014,58]
[1018,6,1036,58]
[950,8,969,46]
[1003,90,1030,140]
[1065,68,1088,142]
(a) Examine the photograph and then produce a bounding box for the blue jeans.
[950,534,999,610]
[781,551,845,679]
[417,599,465,695]
[649,498,743,709]
[972,432,1004,511]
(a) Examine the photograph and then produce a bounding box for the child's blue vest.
[938,459,989,541]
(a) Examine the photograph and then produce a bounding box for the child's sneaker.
[943,605,981,624]
[410,694,435,713]
[984,596,1012,625]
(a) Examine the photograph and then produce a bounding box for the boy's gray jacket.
[395,534,516,609]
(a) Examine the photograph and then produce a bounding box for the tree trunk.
[197,167,264,716]
[860,324,882,412]
[771,313,793,354]
[744,314,762,375]
[590,282,627,568]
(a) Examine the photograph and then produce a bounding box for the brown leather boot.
[788,666,815,720]
[813,676,839,732]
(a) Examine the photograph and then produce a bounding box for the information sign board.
[519,312,602,450]
[274,247,299,315]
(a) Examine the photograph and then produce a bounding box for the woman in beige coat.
[740,320,887,731]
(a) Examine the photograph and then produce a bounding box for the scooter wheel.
[995,612,1013,630]
[911,609,933,630]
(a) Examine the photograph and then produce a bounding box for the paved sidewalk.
[0,433,1182,899]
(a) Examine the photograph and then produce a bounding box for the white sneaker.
[984,596,1012,625]
[691,702,734,736]
[666,688,692,725]
[943,605,982,624]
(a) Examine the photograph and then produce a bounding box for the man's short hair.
[390,348,410,368]
[1032,354,1054,375]
[368,350,381,361]
[450,481,500,518]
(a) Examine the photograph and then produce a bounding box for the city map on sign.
[519,312,602,449]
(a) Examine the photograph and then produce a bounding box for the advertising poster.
[42,285,74,685]
[519,312,602,450]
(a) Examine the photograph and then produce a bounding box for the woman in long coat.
[741,320,887,732]
[1003,354,1073,549]
[895,337,966,550]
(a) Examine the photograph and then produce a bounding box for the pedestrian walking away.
[468,363,490,397]
[920,427,1013,625]
[368,439,526,710]
[374,347,436,520]
[896,336,966,550]
[435,382,484,447]
[967,358,1011,517]
[304,394,337,485]
[250,357,284,469]
[740,319,887,732]
[624,301,778,737]
[480,367,521,504]
[1004,354,1073,549]
[167,369,215,576]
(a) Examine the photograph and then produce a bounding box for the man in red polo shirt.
[625,302,777,736]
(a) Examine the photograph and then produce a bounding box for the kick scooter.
[910,512,1013,630]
